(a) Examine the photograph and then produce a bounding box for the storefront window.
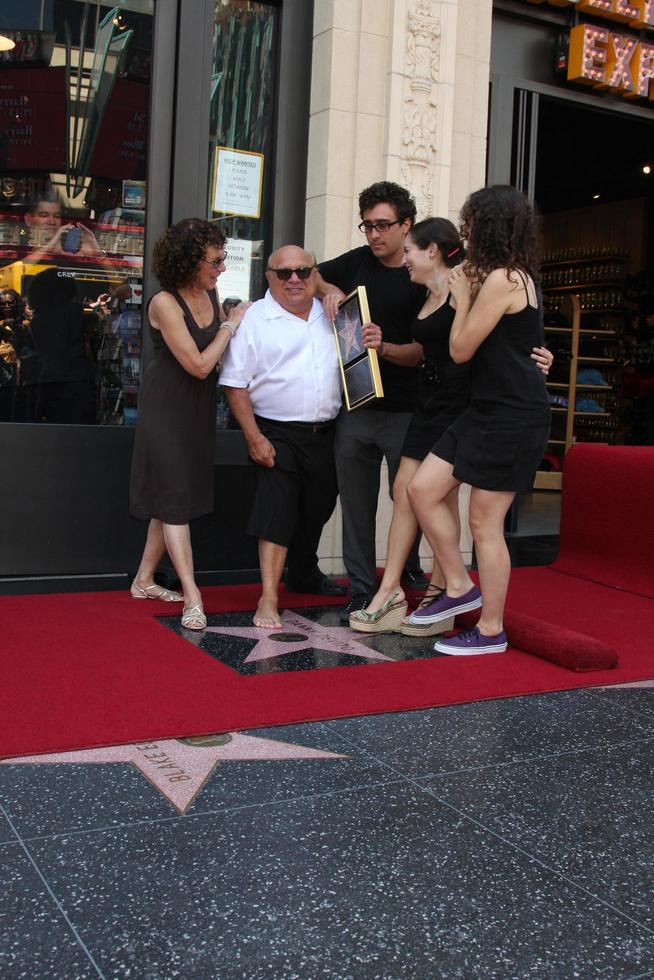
[208,0,278,428]
[0,1,153,426]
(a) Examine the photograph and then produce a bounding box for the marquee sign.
[528,0,654,100]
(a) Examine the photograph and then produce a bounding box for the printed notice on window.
[212,147,264,219]
[217,238,253,302]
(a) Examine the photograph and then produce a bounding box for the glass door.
[0,1,155,427]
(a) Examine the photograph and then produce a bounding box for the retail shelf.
[543,282,622,292]
[541,254,625,268]
[534,470,563,490]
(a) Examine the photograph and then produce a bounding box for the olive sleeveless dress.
[401,296,471,461]
[129,289,220,524]
[433,294,551,492]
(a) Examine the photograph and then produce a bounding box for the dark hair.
[153,218,226,290]
[26,184,62,214]
[459,185,540,282]
[358,181,417,226]
[409,217,464,268]
[28,268,76,310]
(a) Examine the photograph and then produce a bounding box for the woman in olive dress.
[129,218,248,630]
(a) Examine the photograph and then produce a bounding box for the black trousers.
[248,417,338,581]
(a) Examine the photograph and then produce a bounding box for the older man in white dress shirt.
[221,245,342,628]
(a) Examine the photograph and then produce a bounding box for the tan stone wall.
[309,0,493,573]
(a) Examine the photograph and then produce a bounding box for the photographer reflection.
[92,280,140,425]
[22,186,103,264]
[0,289,38,422]
[28,269,97,424]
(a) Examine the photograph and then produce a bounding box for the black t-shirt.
[319,245,426,412]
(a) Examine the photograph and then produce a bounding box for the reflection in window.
[209,0,278,428]
[0,3,153,425]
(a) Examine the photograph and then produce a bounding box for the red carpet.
[1,444,653,760]
[0,572,652,761]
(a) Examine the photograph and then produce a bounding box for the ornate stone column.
[399,0,442,217]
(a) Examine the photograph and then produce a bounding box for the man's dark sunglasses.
[266,265,316,281]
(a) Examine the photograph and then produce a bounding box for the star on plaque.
[1,733,346,814]
[337,312,361,360]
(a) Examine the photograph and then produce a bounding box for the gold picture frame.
[332,286,384,411]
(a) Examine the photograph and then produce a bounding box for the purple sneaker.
[434,626,508,656]
[407,584,482,626]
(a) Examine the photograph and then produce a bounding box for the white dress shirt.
[219,291,342,422]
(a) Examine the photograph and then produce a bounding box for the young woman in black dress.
[351,214,552,636]
[349,218,468,633]
[129,219,249,630]
[408,186,551,655]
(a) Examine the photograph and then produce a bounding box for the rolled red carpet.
[456,608,618,671]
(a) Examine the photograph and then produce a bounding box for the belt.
[256,416,335,434]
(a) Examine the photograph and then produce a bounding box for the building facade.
[3,0,650,587]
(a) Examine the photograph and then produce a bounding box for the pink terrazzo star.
[337,311,362,360]
[205,609,392,663]
[1,733,346,814]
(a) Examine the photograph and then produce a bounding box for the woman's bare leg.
[161,522,202,609]
[468,488,515,636]
[365,457,420,613]
[423,486,461,593]
[131,519,167,592]
[407,454,473,596]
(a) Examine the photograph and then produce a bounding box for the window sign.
[217,237,253,302]
[212,147,264,218]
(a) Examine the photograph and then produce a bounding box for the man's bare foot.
[364,584,406,615]
[253,598,282,629]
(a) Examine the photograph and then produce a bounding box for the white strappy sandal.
[181,604,207,631]
[131,583,184,602]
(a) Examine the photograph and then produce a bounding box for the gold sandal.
[131,583,184,602]
[181,604,207,631]
[349,589,408,634]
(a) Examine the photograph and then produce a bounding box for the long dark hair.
[460,185,540,283]
[409,217,464,268]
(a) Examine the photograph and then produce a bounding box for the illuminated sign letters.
[527,0,654,100]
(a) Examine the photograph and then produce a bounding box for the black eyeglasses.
[201,256,225,269]
[266,266,316,281]
[358,220,401,234]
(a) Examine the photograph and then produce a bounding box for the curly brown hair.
[153,218,226,290]
[459,185,541,285]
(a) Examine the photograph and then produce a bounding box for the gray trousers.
[335,406,421,597]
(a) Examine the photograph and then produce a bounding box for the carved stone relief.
[401,0,441,216]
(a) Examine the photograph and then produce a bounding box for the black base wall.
[0,424,258,579]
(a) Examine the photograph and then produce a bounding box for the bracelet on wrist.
[220,321,236,337]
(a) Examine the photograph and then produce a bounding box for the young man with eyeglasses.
[316,181,428,621]
[220,245,344,629]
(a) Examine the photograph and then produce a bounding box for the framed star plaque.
[332,286,384,411]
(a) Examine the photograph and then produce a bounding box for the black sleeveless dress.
[433,299,551,492]
[129,289,220,524]
[401,297,471,461]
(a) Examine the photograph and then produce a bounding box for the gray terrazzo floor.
[2,686,654,979]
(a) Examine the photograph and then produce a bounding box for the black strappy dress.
[432,292,551,492]
[130,289,220,524]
